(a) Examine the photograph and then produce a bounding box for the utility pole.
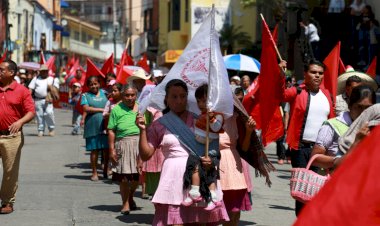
[113,0,117,59]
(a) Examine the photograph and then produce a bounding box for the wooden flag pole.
[260,14,283,62]
[125,37,130,50]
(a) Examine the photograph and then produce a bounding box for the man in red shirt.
[0,60,35,214]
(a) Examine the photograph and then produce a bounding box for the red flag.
[243,80,284,145]
[101,53,114,75]
[46,56,56,72]
[258,20,283,146]
[322,42,340,111]
[272,24,278,44]
[115,64,134,85]
[39,51,46,65]
[0,49,7,64]
[65,59,79,80]
[125,52,134,66]
[86,58,105,78]
[366,56,377,78]
[136,53,150,73]
[338,57,346,75]
[294,125,380,226]
[116,50,135,84]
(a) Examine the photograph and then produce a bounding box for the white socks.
[189,185,201,198]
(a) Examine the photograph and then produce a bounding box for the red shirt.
[69,77,84,88]
[0,81,35,130]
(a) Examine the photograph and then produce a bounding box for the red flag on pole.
[366,56,377,78]
[116,50,135,84]
[137,53,150,73]
[0,49,7,64]
[322,42,340,112]
[86,58,105,78]
[338,57,346,75]
[65,59,79,80]
[39,51,46,65]
[101,53,114,75]
[258,20,284,146]
[294,124,380,226]
[46,56,56,72]
[272,24,278,44]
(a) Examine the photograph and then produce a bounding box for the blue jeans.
[71,110,82,135]
[34,99,55,132]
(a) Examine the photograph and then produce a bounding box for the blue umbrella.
[223,54,260,73]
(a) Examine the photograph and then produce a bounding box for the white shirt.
[29,76,60,98]
[302,90,330,142]
[328,0,345,13]
[304,23,320,42]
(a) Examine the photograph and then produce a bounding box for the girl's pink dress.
[147,112,229,226]
[219,113,252,212]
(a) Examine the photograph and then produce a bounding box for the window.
[171,0,180,31]
[144,9,152,31]
[74,31,80,40]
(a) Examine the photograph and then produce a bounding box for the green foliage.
[219,24,253,54]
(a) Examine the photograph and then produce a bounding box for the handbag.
[46,78,60,103]
[290,154,330,203]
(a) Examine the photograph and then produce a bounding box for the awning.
[53,23,64,31]
[159,50,183,65]
[60,0,69,8]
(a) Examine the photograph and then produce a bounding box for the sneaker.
[48,130,55,137]
[38,131,44,137]
[204,201,222,211]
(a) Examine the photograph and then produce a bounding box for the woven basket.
[290,154,330,203]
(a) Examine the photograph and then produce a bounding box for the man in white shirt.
[28,65,59,137]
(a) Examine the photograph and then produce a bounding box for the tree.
[219,24,252,54]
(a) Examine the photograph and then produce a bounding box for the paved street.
[0,109,296,226]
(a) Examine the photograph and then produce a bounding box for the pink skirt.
[152,203,230,225]
[223,189,252,212]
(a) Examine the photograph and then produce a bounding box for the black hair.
[106,73,116,79]
[346,75,362,87]
[348,85,376,107]
[304,59,326,72]
[2,59,18,76]
[113,82,123,91]
[195,84,208,100]
[163,79,188,114]
[86,75,100,86]
[121,83,138,94]
[286,77,292,83]
[234,86,244,95]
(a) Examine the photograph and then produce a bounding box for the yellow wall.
[37,0,54,15]
[159,0,257,56]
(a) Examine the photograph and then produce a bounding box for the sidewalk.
[0,109,296,226]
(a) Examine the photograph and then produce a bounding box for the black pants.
[276,136,286,160]
[290,145,319,216]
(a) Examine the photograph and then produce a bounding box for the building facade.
[158,0,258,66]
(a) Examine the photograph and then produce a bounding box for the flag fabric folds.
[86,58,105,78]
[294,125,380,226]
[338,57,346,75]
[136,53,150,74]
[258,19,283,146]
[366,56,377,78]
[322,42,340,110]
[101,53,114,75]
[116,50,135,84]
[139,8,233,118]
[0,49,7,64]
[39,51,46,65]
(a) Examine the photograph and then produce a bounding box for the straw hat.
[337,69,378,95]
[39,64,49,71]
[127,69,151,83]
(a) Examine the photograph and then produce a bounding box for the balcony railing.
[68,39,107,60]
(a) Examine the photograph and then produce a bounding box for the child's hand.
[245,116,256,132]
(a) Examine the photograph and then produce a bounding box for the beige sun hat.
[127,69,151,83]
[337,68,378,95]
[39,64,49,71]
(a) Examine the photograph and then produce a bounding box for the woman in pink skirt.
[219,112,254,226]
[136,79,229,225]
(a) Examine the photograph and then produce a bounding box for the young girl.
[182,84,224,211]
[81,76,109,181]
